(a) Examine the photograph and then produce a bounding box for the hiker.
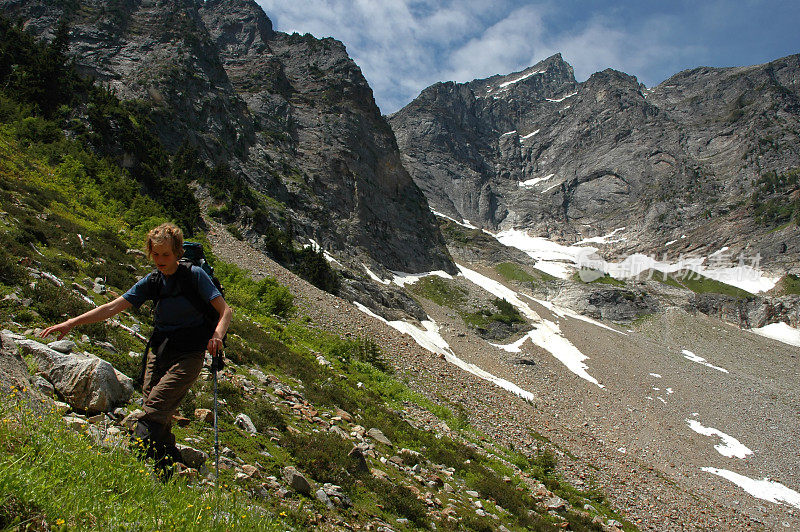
[40,222,232,476]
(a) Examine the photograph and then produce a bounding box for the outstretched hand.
[39,320,73,341]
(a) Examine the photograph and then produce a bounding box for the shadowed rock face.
[389,53,800,273]
[0,0,455,275]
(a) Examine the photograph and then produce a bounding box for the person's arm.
[39,296,133,341]
[207,295,232,357]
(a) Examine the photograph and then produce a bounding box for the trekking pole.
[213,353,221,490]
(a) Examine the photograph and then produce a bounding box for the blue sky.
[256,0,800,114]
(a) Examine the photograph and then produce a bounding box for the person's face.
[150,241,180,276]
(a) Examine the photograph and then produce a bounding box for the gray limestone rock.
[47,340,76,354]
[176,444,209,469]
[282,466,312,495]
[235,413,257,434]
[13,337,133,414]
[366,427,392,447]
[1,0,456,303]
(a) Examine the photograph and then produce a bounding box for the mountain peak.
[467,53,576,97]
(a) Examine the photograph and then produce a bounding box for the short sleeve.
[193,266,222,302]
[122,273,156,308]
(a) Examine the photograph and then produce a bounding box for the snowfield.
[686,419,753,459]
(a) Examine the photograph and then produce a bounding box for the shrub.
[364,478,429,527]
[492,298,524,325]
[280,430,361,488]
[0,248,27,285]
[247,398,286,432]
[214,261,294,319]
[295,247,339,293]
[327,337,389,373]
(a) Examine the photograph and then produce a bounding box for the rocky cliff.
[389,53,800,273]
[1,0,455,275]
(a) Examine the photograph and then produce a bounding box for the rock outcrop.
[389,53,800,274]
[1,0,455,276]
[6,333,133,414]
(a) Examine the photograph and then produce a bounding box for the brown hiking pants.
[141,345,205,429]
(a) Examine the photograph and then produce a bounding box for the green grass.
[572,269,626,287]
[0,398,283,531]
[408,275,467,308]
[776,273,800,295]
[658,270,752,298]
[495,262,557,285]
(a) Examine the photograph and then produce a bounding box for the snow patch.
[528,296,626,335]
[488,228,779,292]
[431,210,478,230]
[686,419,753,459]
[363,264,390,285]
[545,91,577,102]
[391,270,453,288]
[701,468,800,510]
[457,263,604,387]
[681,349,729,373]
[353,302,536,402]
[308,239,342,266]
[353,302,383,321]
[518,174,555,188]
[649,373,662,378]
[521,129,540,140]
[501,130,517,137]
[498,70,544,89]
[576,227,626,245]
[748,322,800,347]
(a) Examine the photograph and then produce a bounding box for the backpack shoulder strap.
[148,270,164,301]
[175,262,217,321]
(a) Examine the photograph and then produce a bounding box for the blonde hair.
[145,223,184,259]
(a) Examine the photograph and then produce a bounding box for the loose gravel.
[209,224,798,530]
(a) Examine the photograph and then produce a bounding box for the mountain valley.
[0,1,799,530]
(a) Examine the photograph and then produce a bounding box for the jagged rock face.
[1,0,454,275]
[389,53,800,273]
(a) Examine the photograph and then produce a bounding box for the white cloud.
[443,4,549,82]
[254,1,725,113]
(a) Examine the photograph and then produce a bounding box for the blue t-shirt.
[123,265,222,333]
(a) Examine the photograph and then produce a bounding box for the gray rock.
[249,368,269,383]
[545,496,568,511]
[689,293,800,329]
[33,375,55,398]
[14,338,133,414]
[94,341,117,354]
[282,466,312,495]
[2,0,456,286]
[63,415,88,430]
[366,428,392,447]
[121,409,143,431]
[176,444,209,469]
[348,446,370,474]
[234,413,257,434]
[329,425,350,440]
[315,488,334,509]
[47,340,76,354]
